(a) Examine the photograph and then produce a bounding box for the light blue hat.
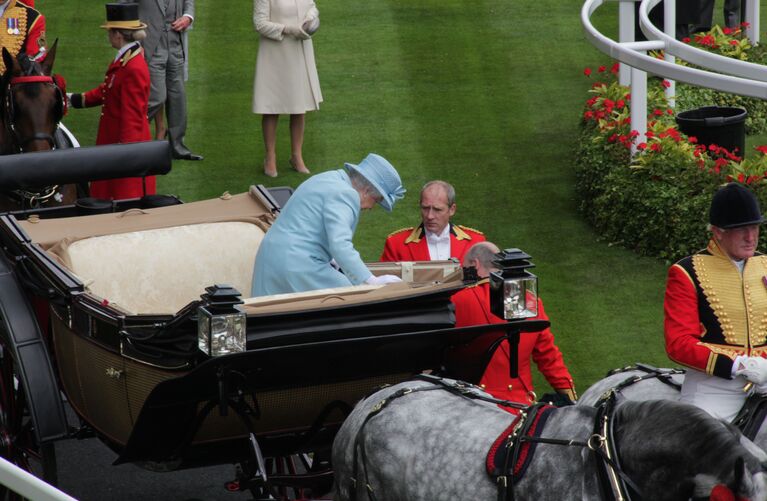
[344,153,406,212]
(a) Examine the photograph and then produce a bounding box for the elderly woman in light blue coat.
[251,153,405,296]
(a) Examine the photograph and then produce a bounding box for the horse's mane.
[614,400,762,499]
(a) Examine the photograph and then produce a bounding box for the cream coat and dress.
[253,0,322,114]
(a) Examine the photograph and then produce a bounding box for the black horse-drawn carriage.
[0,141,540,499]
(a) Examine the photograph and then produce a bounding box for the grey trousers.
[147,30,192,157]
[697,0,743,30]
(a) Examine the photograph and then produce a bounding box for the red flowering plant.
[581,63,673,149]
[675,22,767,134]
[681,24,751,61]
[576,61,767,260]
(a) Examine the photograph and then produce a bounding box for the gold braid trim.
[693,251,767,347]
[387,227,413,239]
[0,4,28,74]
[404,226,422,244]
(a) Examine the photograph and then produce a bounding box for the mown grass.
[37,0,767,393]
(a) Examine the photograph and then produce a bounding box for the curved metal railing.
[582,0,766,152]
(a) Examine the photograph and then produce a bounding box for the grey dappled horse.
[333,378,767,501]
[578,367,767,452]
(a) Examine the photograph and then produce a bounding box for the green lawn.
[37,0,767,393]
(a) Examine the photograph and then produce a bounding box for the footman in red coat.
[449,241,575,411]
[68,3,155,200]
[380,180,485,264]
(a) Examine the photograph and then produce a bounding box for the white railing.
[582,0,767,154]
[0,457,77,501]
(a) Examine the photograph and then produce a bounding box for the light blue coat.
[251,170,373,296]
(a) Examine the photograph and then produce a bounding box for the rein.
[346,375,642,501]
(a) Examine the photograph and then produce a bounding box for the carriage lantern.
[197,284,247,357]
[489,248,538,320]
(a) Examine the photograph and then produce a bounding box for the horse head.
[0,39,63,154]
[616,400,767,501]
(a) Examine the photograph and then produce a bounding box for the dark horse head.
[0,39,63,154]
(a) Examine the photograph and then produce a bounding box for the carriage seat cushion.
[59,222,264,314]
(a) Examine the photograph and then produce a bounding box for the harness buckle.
[371,399,386,413]
[587,433,605,451]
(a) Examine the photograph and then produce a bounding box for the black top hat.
[709,183,764,229]
[101,3,147,30]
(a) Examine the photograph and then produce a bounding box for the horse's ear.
[39,38,57,76]
[1,48,17,78]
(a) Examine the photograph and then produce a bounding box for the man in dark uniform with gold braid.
[0,0,46,73]
[665,182,767,422]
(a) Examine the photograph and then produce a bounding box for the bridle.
[1,74,66,208]
[4,74,64,152]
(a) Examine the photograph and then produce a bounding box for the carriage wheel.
[0,345,57,500]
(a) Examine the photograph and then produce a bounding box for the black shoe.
[173,152,203,161]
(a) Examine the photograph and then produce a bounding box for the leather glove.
[735,356,767,385]
[67,92,84,109]
[365,274,402,285]
[282,24,310,40]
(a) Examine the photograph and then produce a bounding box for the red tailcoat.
[0,0,46,73]
[380,223,485,264]
[664,239,767,379]
[449,281,574,411]
[81,43,155,200]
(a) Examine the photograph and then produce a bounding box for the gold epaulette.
[464,277,489,288]
[404,226,423,244]
[387,227,413,239]
[453,224,483,241]
[457,225,484,235]
[121,46,143,66]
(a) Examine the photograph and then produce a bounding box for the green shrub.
[675,25,767,134]
[575,55,767,262]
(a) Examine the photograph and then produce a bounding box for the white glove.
[365,274,402,285]
[302,17,320,35]
[735,356,767,385]
[283,24,310,40]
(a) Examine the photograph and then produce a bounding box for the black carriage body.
[0,185,488,470]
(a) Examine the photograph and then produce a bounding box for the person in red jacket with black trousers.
[68,3,155,200]
[448,241,575,412]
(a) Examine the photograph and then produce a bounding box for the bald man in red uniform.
[0,0,46,73]
[381,180,485,264]
[449,241,575,410]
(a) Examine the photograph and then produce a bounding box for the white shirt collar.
[425,224,451,260]
[0,1,11,18]
[425,224,450,242]
[114,42,139,63]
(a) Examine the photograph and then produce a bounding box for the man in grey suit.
[126,0,202,160]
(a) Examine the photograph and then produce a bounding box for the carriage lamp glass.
[197,284,247,357]
[489,248,539,320]
[198,307,246,356]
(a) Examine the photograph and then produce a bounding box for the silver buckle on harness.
[587,433,605,451]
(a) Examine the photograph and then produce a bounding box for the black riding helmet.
[709,183,765,229]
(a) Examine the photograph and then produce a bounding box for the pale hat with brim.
[101,3,147,30]
[344,153,406,212]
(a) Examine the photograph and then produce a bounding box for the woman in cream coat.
[253,0,322,177]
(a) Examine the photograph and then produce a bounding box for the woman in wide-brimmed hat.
[251,153,406,296]
[67,3,155,200]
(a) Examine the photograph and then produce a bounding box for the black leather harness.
[346,374,641,501]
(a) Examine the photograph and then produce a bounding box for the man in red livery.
[68,3,155,200]
[0,0,46,73]
[449,241,575,410]
[665,183,767,422]
[380,180,484,264]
